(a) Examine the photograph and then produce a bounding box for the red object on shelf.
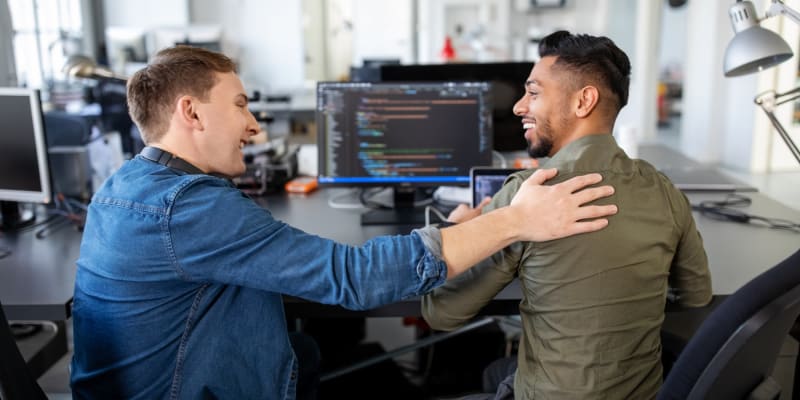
[440,36,456,61]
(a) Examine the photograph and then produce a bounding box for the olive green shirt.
[422,134,712,400]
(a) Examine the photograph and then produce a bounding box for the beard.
[526,119,555,158]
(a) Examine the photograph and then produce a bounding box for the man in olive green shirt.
[422,31,712,399]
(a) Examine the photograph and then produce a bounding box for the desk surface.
[0,219,82,320]
[262,187,800,317]
[2,167,797,321]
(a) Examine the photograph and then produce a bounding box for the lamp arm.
[766,0,800,25]
[756,87,800,111]
[755,91,800,164]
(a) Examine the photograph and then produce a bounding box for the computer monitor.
[0,88,52,231]
[380,62,534,151]
[316,81,493,225]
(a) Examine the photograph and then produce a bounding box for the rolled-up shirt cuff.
[410,226,448,294]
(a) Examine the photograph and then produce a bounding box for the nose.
[246,110,260,137]
[512,95,527,117]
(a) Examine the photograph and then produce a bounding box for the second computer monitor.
[380,62,534,152]
[0,88,52,230]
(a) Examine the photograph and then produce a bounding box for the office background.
[1,0,799,398]
[2,0,800,174]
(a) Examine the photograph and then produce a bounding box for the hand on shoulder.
[508,168,618,242]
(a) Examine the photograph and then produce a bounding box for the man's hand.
[447,197,491,224]
[509,168,617,242]
[438,168,616,277]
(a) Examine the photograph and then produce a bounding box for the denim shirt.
[71,156,448,399]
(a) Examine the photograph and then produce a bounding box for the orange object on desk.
[285,177,318,194]
[513,158,539,169]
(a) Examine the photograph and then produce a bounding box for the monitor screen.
[316,81,493,225]
[316,81,493,187]
[380,62,534,152]
[0,88,51,230]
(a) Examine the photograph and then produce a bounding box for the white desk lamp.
[723,0,800,164]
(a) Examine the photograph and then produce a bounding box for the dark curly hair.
[538,30,631,113]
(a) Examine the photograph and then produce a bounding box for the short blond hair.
[126,46,237,143]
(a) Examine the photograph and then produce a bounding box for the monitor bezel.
[315,81,493,188]
[0,87,52,204]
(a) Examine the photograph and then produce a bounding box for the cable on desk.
[326,188,366,210]
[424,205,449,227]
[359,187,393,210]
[692,194,800,232]
[34,215,74,239]
[10,213,60,234]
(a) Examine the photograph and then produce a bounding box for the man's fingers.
[567,219,611,236]
[557,173,604,193]
[477,197,492,208]
[572,185,615,205]
[527,168,558,185]
[575,204,618,221]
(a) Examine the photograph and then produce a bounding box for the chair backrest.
[658,248,800,400]
[0,302,48,400]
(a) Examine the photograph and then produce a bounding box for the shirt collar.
[543,134,617,167]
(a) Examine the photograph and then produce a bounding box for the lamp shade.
[723,0,793,77]
[724,26,793,77]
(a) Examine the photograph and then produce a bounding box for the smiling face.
[512,56,575,158]
[193,72,259,177]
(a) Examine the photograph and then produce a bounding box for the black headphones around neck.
[139,146,205,175]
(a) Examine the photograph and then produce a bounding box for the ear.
[574,86,599,118]
[176,95,204,131]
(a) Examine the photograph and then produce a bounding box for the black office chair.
[658,248,800,400]
[0,301,48,400]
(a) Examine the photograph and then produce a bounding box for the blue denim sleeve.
[166,179,447,310]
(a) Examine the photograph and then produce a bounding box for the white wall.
[189,0,305,93]
[103,0,305,93]
[658,2,686,75]
[352,0,413,65]
[103,0,189,27]
[301,0,326,82]
[680,0,731,164]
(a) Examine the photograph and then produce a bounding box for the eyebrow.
[524,80,539,90]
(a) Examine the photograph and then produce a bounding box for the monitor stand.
[0,201,36,232]
[360,187,428,226]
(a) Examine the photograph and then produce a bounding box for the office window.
[7,0,83,88]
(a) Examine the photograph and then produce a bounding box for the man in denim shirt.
[70,46,619,399]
